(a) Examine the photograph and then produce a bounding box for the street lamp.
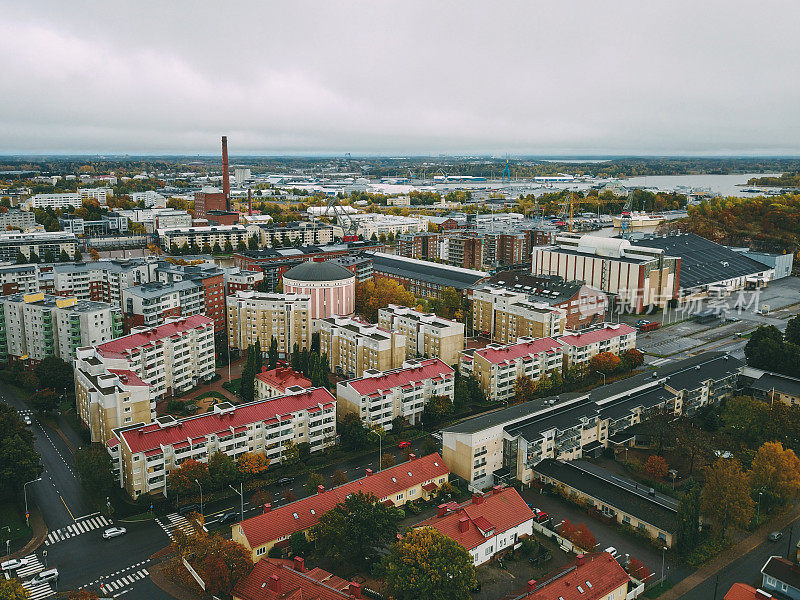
[757,491,763,520]
[195,479,204,516]
[230,483,244,521]
[595,371,606,386]
[661,546,667,585]
[23,478,41,526]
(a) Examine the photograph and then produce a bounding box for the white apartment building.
[0,264,40,294]
[226,291,311,357]
[353,214,424,239]
[319,316,406,379]
[128,190,166,207]
[557,323,637,367]
[253,222,335,248]
[24,193,83,210]
[377,305,465,366]
[107,388,336,498]
[337,358,455,429]
[0,292,122,365]
[115,208,192,233]
[80,187,113,204]
[51,259,158,306]
[0,231,77,262]
[158,225,259,252]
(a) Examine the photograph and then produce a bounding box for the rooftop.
[345,358,454,397]
[366,251,489,289]
[122,280,201,298]
[475,337,563,365]
[232,558,360,600]
[762,556,800,590]
[557,323,637,347]
[284,260,355,282]
[97,315,213,358]
[256,367,313,393]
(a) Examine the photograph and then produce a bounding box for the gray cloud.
[1,0,798,154]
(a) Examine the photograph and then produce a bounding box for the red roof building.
[414,486,535,566]
[724,584,774,600]
[557,323,637,367]
[232,557,362,600]
[232,453,450,560]
[256,367,313,399]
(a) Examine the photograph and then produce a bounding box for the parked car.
[532,508,549,523]
[23,415,32,426]
[219,512,238,524]
[604,546,618,558]
[398,441,412,449]
[102,526,127,539]
[177,503,201,516]
[1,558,28,572]
[769,531,783,542]
[29,569,59,585]
[276,477,294,486]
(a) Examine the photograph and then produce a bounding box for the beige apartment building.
[226,291,311,357]
[377,305,465,366]
[471,287,566,345]
[318,316,406,378]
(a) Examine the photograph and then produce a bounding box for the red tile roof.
[238,453,449,549]
[118,388,335,454]
[557,323,636,347]
[256,367,313,394]
[347,358,454,396]
[724,583,773,600]
[97,315,213,357]
[232,558,359,600]
[415,487,534,551]
[475,337,562,365]
[107,369,149,388]
[517,552,630,600]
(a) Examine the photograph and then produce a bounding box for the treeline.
[747,172,800,187]
[519,189,687,216]
[744,318,800,378]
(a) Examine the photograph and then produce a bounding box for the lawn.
[643,580,674,598]
[222,377,242,396]
[0,502,32,543]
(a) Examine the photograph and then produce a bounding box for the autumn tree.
[644,455,669,480]
[572,523,596,551]
[87,248,99,261]
[589,351,621,375]
[172,531,253,597]
[701,459,754,538]
[355,278,416,322]
[423,394,454,426]
[0,578,30,600]
[68,591,99,600]
[30,388,59,413]
[620,348,645,371]
[675,418,714,474]
[384,527,477,600]
[515,375,537,404]
[749,442,800,504]
[237,452,270,477]
[381,452,396,470]
[167,458,210,496]
[331,469,349,486]
[627,556,651,581]
[305,472,327,495]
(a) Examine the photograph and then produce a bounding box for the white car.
[102,526,127,539]
[604,546,618,558]
[29,568,59,585]
[1,558,29,571]
[23,415,32,426]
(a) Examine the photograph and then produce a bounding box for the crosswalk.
[155,513,196,541]
[21,581,55,600]
[17,408,33,417]
[45,514,110,545]
[649,357,673,366]
[81,560,151,596]
[14,554,45,578]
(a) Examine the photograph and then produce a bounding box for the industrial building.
[367,251,489,299]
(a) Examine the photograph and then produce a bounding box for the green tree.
[291,343,302,372]
[423,395,454,426]
[253,338,263,374]
[202,243,212,255]
[297,441,311,462]
[29,250,39,263]
[59,249,70,262]
[248,235,258,250]
[339,413,369,450]
[73,249,82,261]
[207,451,240,490]
[282,439,300,464]
[240,345,256,403]
[786,315,800,346]
[675,484,702,555]
[745,325,785,370]
[74,445,115,502]
[384,527,476,600]
[313,491,401,569]
[289,530,311,557]
[305,472,327,495]
[43,249,56,263]
[30,388,59,413]
[34,357,74,394]
[268,337,278,370]
[0,404,42,502]
[15,251,26,264]
[223,240,234,254]
[331,469,349,486]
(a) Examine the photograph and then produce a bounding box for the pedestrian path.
[21,581,55,600]
[155,513,196,541]
[81,560,151,597]
[44,514,110,545]
[648,357,673,366]
[14,554,45,578]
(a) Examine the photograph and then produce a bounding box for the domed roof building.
[283,260,356,320]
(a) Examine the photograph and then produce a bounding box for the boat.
[612,211,665,228]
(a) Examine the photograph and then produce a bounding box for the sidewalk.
[660,504,800,600]
[8,506,47,559]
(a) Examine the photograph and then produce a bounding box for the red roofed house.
[557,323,637,368]
[107,388,336,499]
[232,557,363,600]
[233,453,450,561]
[256,367,313,400]
[505,552,630,600]
[724,584,774,600]
[335,358,454,429]
[414,486,535,566]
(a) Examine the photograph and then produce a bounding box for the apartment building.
[0,292,122,365]
[23,193,82,210]
[397,232,440,261]
[460,337,564,403]
[414,486,534,566]
[0,209,36,231]
[79,187,113,204]
[157,262,225,332]
[233,453,449,559]
[158,225,257,253]
[226,291,311,357]
[223,267,264,295]
[442,352,742,489]
[440,234,484,270]
[557,323,637,368]
[483,231,528,268]
[318,316,406,379]
[336,358,455,429]
[330,255,373,282]
[253,222,334,247]
[115,208,192,233]
[0,264,40,294]
[256,367,312,400]
[121,280,204,330]
[353,214,424,239]
[377,305,465,366]
[0,231,77,262]
[51,259,158,306]
[471,288,566,345]
[107,388,336,498]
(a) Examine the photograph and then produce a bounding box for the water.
[621,173,782,197]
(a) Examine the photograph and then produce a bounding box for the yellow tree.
[355,278,416,322]
[750,442,800,504]
[701,459,754,538]
[236,452,270,477]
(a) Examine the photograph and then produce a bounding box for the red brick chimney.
[247,188,252,216]
[221,136,230,210]
[293,556,305,573]
[527,580,536,593]
[458,516,470,533]
[268,574,280,593]
[437,504,448,518]
[263,503,271,514]
[492,485,503,495]
[576,553,585,566]
[365,468,373,477]
[317,485,325,494]
[472,494,484,505]
[349,582,362,598]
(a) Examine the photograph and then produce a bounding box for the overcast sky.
[2,1,799,155]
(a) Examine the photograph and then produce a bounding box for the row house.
[226,291,311,358]
[377,305,465,366]
[318,316,406,379]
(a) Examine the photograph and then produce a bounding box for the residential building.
[471,288,567,345]
[232,557,363,600]
[234,168,251,188]
[439,234,484,270]
[533,459,679,547]
[282,261,356,320]
[121,280,204,330]
[330,255,373,282]
[226,291,311,357]
[128,190,166,207]
[367,251,489,299]
[509,551,631,600]
[59,214,128,236]
[397,232,440,261]
[0,292,122,365]
[318,316,406,378]
[336,358,454,429]
[253,222,335,248]
[353,214,424,239]
[23,193,82,210]
[0,264,40,294]
[377,305,465,365]
[158,225,257,253]
[724,584,775,600]
[0,231,77,262]
[233,241,384,272]
[223,267,264,295]
[744,368,800,406]
[762,556,800,600]
[232,453,449,559]
[107,388,336,498]
[0,209,36,231]
[482,231,528,268]
[414,486,534,566]
[459,337,564,403]
[557,323,637,368]
[51,259,158,306]
[79,187,113,204]
[157,262,226,331]
[442,352,742,488]
[115,208,192,233]
[256,367,312,400]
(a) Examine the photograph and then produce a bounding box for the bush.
[167,400,184,414]
[685,537,730,567]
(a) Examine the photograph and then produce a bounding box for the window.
[485,546,493,555]
[256,547,266,556]
[765,576,776,586]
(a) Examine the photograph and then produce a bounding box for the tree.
[282,439,299,464]
[43,249,56,263]
[29,250,39,263]
[74,445,115,501]
[0,405,42,502]
[381,452,396,470]
[0,578,30,600]
[306,472,327,495]
[239,345,256,403]
[223,240,234,254]
[627,556,651,581]
[639,407,675,455]
[332,469,349,486]
[167,459,210,496]
[59,249,71,262]
[644,455,669,480]
[339,413,369,451]
[297,441,311,462]
[515,375,537,404]
[202,243,212,255]
[423,394,454,426]
[674,418,713,474]
[675,484,702,555]
[589,351,622,375]
[786,315,800,346]
[355,278,416,321]
[289,530,311,557]
[15,251,26,265]
[384,526,476,600]
[74,249,83,261]
[701,459,754,537]
[237,452,270,477]
[172,531,252,597]
[212,242,222,255]
[620,348,645,371]
[30,388,59,413]
[291,343,302,372]
[745,325,785,370]
[208,451,239,490]
[34,357,74,394]
[749,442,800,504]
[268,336,278,370]
[313,491,401,569]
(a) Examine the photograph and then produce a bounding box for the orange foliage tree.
[572,523,596,551]
[167,458,209,496]
[355,278,416,322]
[644,455,669,480]
[236,452,270,477]
[628,556,651,581]
[589,352,622,375]
[749,441,800,504]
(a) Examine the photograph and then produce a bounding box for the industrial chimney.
[247,188,252,216]
[221,135,230,210]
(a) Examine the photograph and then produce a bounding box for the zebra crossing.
[45,514,110,545]
[21,581,55,600]
[14,554,45,578]
[649,357,673,366]
[155,513,196,541]
[17,408,33,416]
[81,560,151,596]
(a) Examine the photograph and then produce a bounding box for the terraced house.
[107,387,336,498]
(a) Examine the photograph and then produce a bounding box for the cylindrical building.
[283,260,356,319]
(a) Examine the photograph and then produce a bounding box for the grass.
[193,391,229,402]
[0,502,32,543]
[643,580,674,598]
[222,378,242,396]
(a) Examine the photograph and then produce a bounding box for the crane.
[501,160,511,183]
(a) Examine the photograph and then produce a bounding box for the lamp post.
[595,371,606,386]
[230,483,244,521]
[757,491,763,520]
[195,479,204,516]
[23,478,41,526]
[661,546,667,585]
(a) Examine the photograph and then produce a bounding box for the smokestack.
[248,188,252,216]
[221,135,230,210]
